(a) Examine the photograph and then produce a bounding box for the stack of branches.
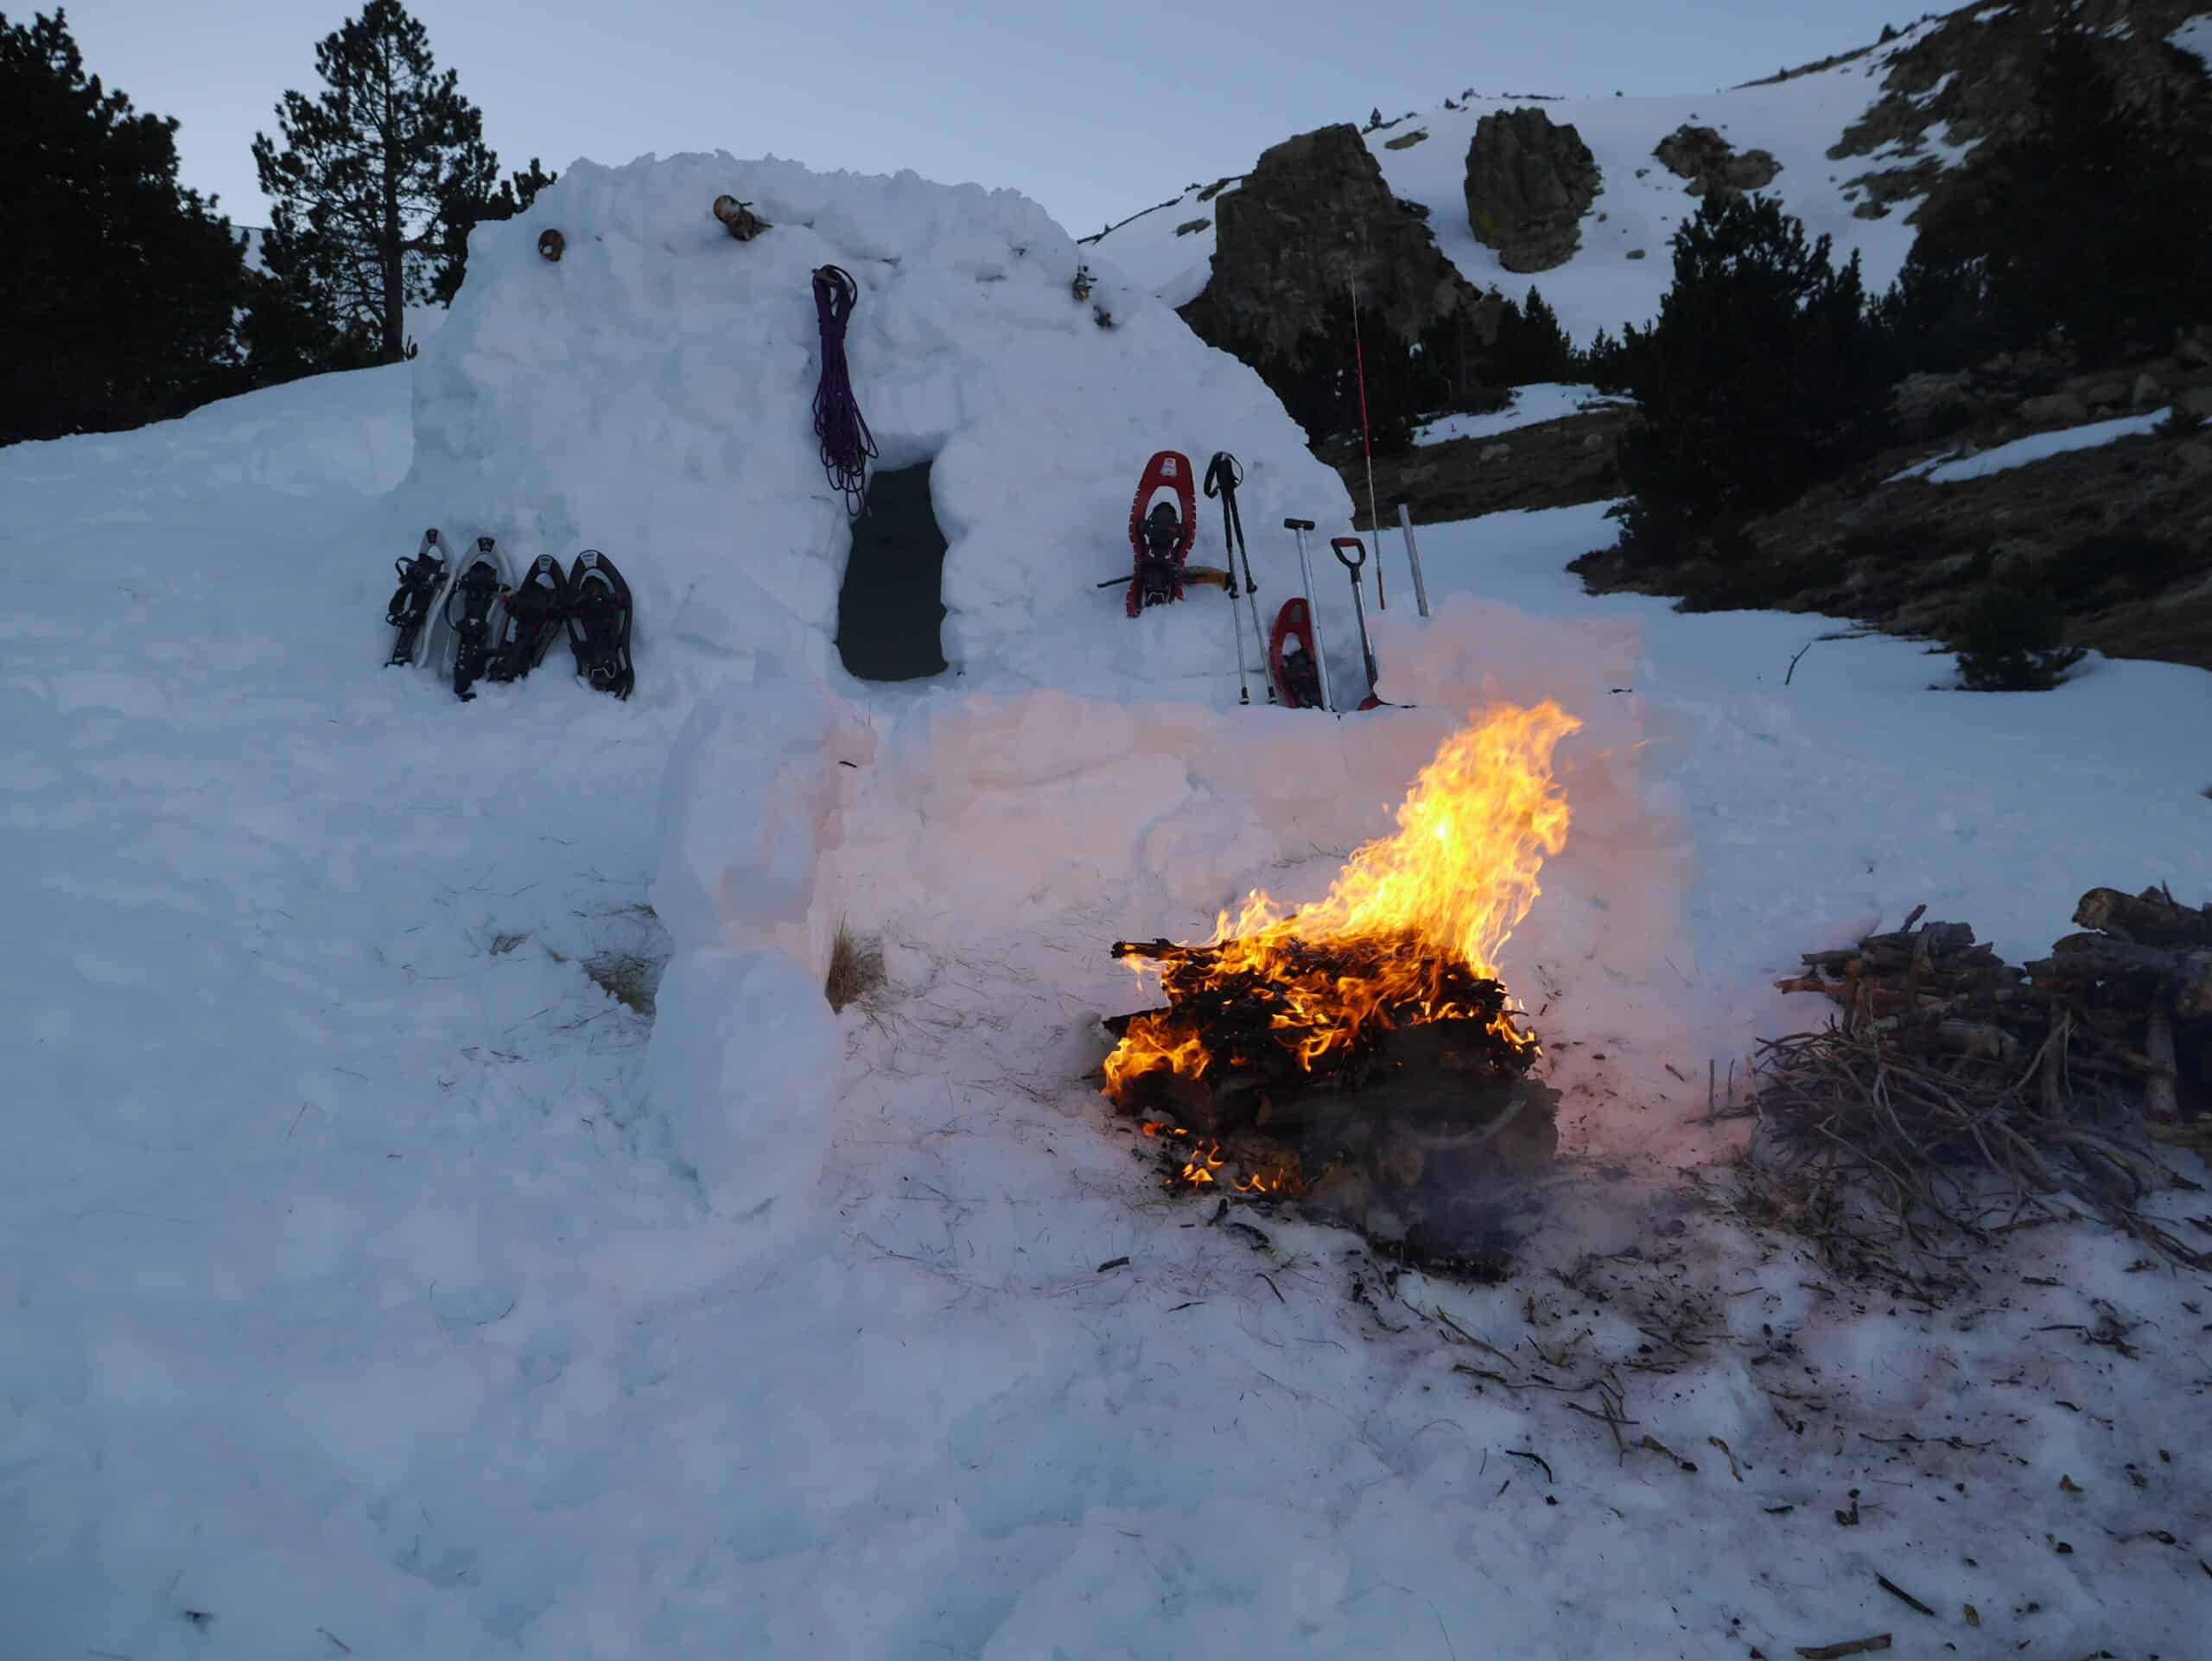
[1753,892,2212,1274]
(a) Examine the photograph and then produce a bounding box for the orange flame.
[1106,701,1580,1094]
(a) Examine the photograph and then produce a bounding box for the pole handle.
[1331,536,1366,573]
[1282,517,1315,531]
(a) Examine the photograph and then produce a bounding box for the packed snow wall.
[391,152,1353,703]
[650,598,1704,1219]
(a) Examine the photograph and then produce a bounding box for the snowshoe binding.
[488,553,570,684]
[1124,450,1196,617]
[385,530,450,667]
[564,550,634,699]
[442,537,512,701]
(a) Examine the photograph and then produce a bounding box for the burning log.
[1098,702,1582,1265]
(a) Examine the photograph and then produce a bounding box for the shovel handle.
[1331,536,1367,574]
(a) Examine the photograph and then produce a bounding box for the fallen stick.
[1796,1639,1891,1661]
[1874,1574,1935,1617]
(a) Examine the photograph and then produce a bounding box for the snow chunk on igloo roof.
[394,151,1352,703]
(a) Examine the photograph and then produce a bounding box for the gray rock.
[1464,107,1602,274]
[2177,329,2211,366]
[1479,442,1513,462]
[2084,380,2126,408]
[1626,248,1647,259]
[2182,386,2212,418]
[1652,124,1782,201]
[1179,124,1499,388]
[2019,391,2088,425]
[2133,371,2164,407]
[1582,432,1608,452]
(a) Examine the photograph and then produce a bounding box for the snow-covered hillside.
[7,142,2212,1661]
[1093,15,1977,347]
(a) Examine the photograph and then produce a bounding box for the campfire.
[1103,703,1582,1257]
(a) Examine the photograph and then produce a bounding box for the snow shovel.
[1332,536,1385,711]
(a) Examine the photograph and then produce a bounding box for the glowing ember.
[1104,701,1580,1113]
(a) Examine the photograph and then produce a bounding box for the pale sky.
[67,0,1916,238]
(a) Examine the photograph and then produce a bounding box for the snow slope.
[9,330,2212,1656]
[1411,382,1630,445]
[1092,16,1975,348]
[1887,406,2177,483]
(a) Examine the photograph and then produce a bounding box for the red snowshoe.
[1125,450,1197,617]
[1268,598,1325,710]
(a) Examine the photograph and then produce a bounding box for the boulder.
[1891,370,1974,439]
[2019,391,2088,425]
[2133,372,2165,407]
[2084,380,2126,408]
[1463,107,1602,273]
[1179,123,1498,390]
[1652,124,1783,201]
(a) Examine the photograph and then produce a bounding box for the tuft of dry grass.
[824,917,887,1013]
[488,931,530,956]
[585,951,661,1019]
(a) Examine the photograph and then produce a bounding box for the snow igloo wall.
[391,152,1353,702]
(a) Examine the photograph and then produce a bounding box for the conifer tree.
[432,156,558,305]
[1614,194,1885,535]
[252,0,501,364]
[1923,21,2212,359]
[2,8,250,443]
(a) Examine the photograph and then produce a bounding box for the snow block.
[647,946,841,1221]
[652,666,873,963]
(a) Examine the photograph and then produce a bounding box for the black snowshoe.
[488,554,571,684]
[385,530,450,667]
[564,550,634,699]
[443,538,512,701]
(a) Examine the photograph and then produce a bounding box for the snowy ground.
[1886,407,2178,484]
[1410,383,1630,446]
[6,371,2212,1660]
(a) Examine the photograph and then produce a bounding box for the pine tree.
[2,9,251,444]
[1615,194,1886,532]
[432,156,558,305]
[1923,22,2212,360]
[251,0,502,364]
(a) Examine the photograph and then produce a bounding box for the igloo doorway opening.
[836,461,949,683]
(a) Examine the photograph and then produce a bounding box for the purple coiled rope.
[811,264,879,516]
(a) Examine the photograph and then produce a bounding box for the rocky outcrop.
[1651,124,1782,200]
[1463,108,1602,273]
[1572,332,2212,671]
[1829,0,2212,223]
[1179,124,1497,373]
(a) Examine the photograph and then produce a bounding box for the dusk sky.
[70,0,1918,239]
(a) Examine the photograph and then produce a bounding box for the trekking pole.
[1395,500,1431,619]
[1207,453,1274,704]
[1349,276,1385,610]
[1332,536,1380,693]
[1284,518,1335,713]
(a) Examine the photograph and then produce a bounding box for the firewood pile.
[1103,932,1559,1268]
[1753,888,2212,1274]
